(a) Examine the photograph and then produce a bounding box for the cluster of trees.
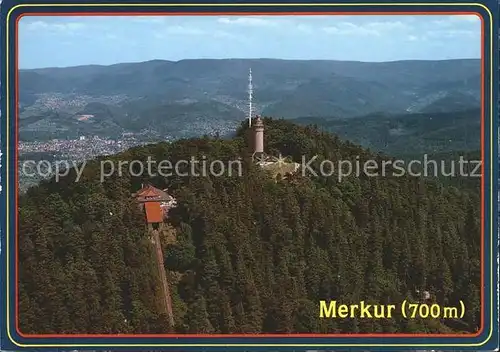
[18,118,480,334]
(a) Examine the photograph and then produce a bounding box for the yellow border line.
[4,2,495,348]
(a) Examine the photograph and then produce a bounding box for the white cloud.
[421,15,480,41]
[323,22,380,36]
[407,35,419,41]
[432,14,480,27]
[154,26,199,38]
[366,20,410,30]
[217,17,278,27]
[427,29,477,38]
[154,25,234,39]
[322,20,413,37]
[22,20,86,32]
[449,14,481,22]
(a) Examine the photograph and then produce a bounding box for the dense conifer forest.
[18,118,481,334]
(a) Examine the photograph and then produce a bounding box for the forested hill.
[293,108,480,156]
[19,118,480,335]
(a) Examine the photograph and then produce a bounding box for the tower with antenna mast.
[245,68,301,180]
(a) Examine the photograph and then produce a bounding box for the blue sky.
[19,14,481,69]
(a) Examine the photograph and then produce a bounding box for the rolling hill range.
[294,108,481,156]
[19,58,481,142]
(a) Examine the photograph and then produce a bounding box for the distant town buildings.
[19,135,146,162]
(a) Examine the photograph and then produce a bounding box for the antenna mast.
[248,68,253,127]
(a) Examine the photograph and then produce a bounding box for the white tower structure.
[253,115,265,157]
[243,69,300,178]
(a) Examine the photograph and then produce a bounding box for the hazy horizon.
[20,56,482,71]
[19,14,481,69]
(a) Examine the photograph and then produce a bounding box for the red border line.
[14,10,486,339]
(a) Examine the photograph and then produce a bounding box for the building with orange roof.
[132,183,177,230]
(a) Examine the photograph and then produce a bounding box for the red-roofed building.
[133,183,177,230]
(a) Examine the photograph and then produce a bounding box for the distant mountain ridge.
[19,58,481,141]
